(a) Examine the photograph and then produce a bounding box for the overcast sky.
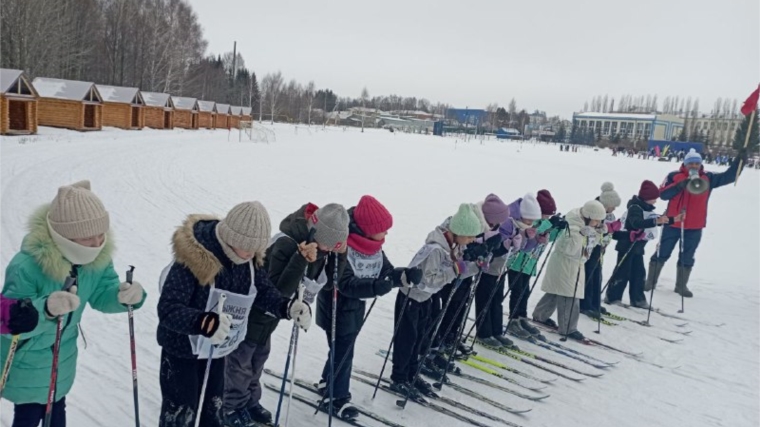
[188,0,758,118]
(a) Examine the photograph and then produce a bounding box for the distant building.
[687,115,743,147]
[572,112,684,141]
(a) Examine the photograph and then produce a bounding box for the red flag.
[740,85,760,115]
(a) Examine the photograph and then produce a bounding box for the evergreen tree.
[732,110,760,154]
[555,124,566,142]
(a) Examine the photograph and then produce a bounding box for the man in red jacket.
[646,148,746,297]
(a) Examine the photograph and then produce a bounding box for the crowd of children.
[0,145,747,427]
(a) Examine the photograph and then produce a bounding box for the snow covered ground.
[1,124,758,427]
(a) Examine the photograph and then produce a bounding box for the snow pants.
[651,226,702,268]
[579,258,603,312]
[532,294,580,335]
[320,330,359,400]
[223,337,271,412]
[12,398,66,427]
[508,270,532,319]
[434,277,472,348]
[391,292,430,384]
[159,349,225,427]
[606,252,647,305]
[474,273,505,339]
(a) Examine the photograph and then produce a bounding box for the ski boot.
[519,318,545,341]
[477,336,503,348]
[313,379,327,397]
[506,320,532,339]
[412,377,439,398]
[247,404,273,426]
[532,317,558,329]
[389,381,426,404]
[494,335,518,350]
[581,309,601,319]
[631,299,651,309]
[566,330,586,341]
[319,397,359,421]
[224,408,258,427]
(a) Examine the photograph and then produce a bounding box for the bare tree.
[261,71,284,124]
[305,81,315,125]
[360,86,369,132]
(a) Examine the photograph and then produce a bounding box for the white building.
[687,115,742,147]
[572,112,684,141]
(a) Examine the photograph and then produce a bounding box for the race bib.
[347,248,384,279]
[619,210,659,241]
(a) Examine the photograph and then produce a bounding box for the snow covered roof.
[0,69,37,97]
[229,106,243,115]
[33,77,101,102]
[172,96,197,111]
[241,107,252,115]
[216,103,230,114]
[197,100,215,112]
[141,92,173,108]
[96,84,143,105]
[574,112,656,121]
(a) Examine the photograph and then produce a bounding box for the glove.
[45,289,80,318]
[453,260,467,277]
[580,226,596,237]
[196,311,231,345]
[118,281,144,305]
[511,234,523,250]
[525,228,537,239]
[372,278,394,296]
[549,215,568,230]
[606,220,622,234]
[462,243,489,262]
[586,234,598,249]
[484,232,503,252]
[629,230,646,242]
[301,277,325,305]
[536,232,549,245]
[287,294,312,332]
[491,241,509,257]
[391,267,421,288]
[8,298,39,335]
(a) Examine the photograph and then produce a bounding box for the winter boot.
[477,336,503,348]
[314,379,327,397]
[600,306,609,315]
[566,330,586,341]
[246,404,272,426]
[631,299,651,309]
[319,397,360,420]
[224,408,257,427]
[532,317,558,329]
[603,294,622,306]
[581,309,601,319]
[674,265,694,298]
[644,260,664,292]
[506,320,532,339]
[389,381,426,403]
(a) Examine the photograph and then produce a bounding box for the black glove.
[372,277,394,296]
[491,242,509,257]
[463,242,489,261]
[195,312,221,338]
[8,298,39,335]
[390,267,423,288]
[484,233,504,252]
[549,214,568,230]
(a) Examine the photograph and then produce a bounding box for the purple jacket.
[0,295,16,335]
[506,198,540,252]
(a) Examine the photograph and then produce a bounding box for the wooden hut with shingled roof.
[96,84,145,130]
[214,104,230,129]
[172,96,199,129]
[241,107,252,122]
[142,92,174,129]
[228,106,242,129]
[197,100,215,129]
[0,69,38,135]
[33,77,102,131]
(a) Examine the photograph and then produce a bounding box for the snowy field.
[1,124,758,427]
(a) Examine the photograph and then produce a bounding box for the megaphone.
[686,169,710,195]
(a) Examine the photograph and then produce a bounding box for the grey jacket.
[401,219,479,303]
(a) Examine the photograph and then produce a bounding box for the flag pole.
[735,108,756,186]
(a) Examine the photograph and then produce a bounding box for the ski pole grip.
[126,265,135,285]
[217,293,227,315]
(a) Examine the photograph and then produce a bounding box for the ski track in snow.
[1,125,758,427]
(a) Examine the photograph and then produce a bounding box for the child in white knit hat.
[0,180,147,427]
[157,202,311,427]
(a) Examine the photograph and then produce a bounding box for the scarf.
[347,233,384,255]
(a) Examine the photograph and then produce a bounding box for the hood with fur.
[21,205,114,282]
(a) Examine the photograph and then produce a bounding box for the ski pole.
[44,266,78,427]
[328,256,339,427]
[195,292,226,427]
[315,297,377,410]
[0,334,19,398]
[126,266,140,427]
[560,259,583,342]
[275,319,298,426]
[678,209,686,314]
[597,243,636,334]
[434,258,490,391]
[462,249,514,350]
[372,292,411,399]
[396,276,463,409]
[504,241,556,336]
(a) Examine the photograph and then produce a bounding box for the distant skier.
[604,181,682,308]
[1,180,147,427]
[645,148,745,297]
[157,202,310,427]
[532,200,606,341]
[314,196,422,420]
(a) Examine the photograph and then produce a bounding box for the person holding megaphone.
[645,148,746,297]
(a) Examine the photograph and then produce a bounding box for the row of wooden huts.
[0,69,252,135]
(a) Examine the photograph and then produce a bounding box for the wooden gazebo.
[0,69,38,135]
[96,84,145,130]
[142,92,174,129]
[172,96,199,129]
[33,77,102,131]
[197,100,215,129]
